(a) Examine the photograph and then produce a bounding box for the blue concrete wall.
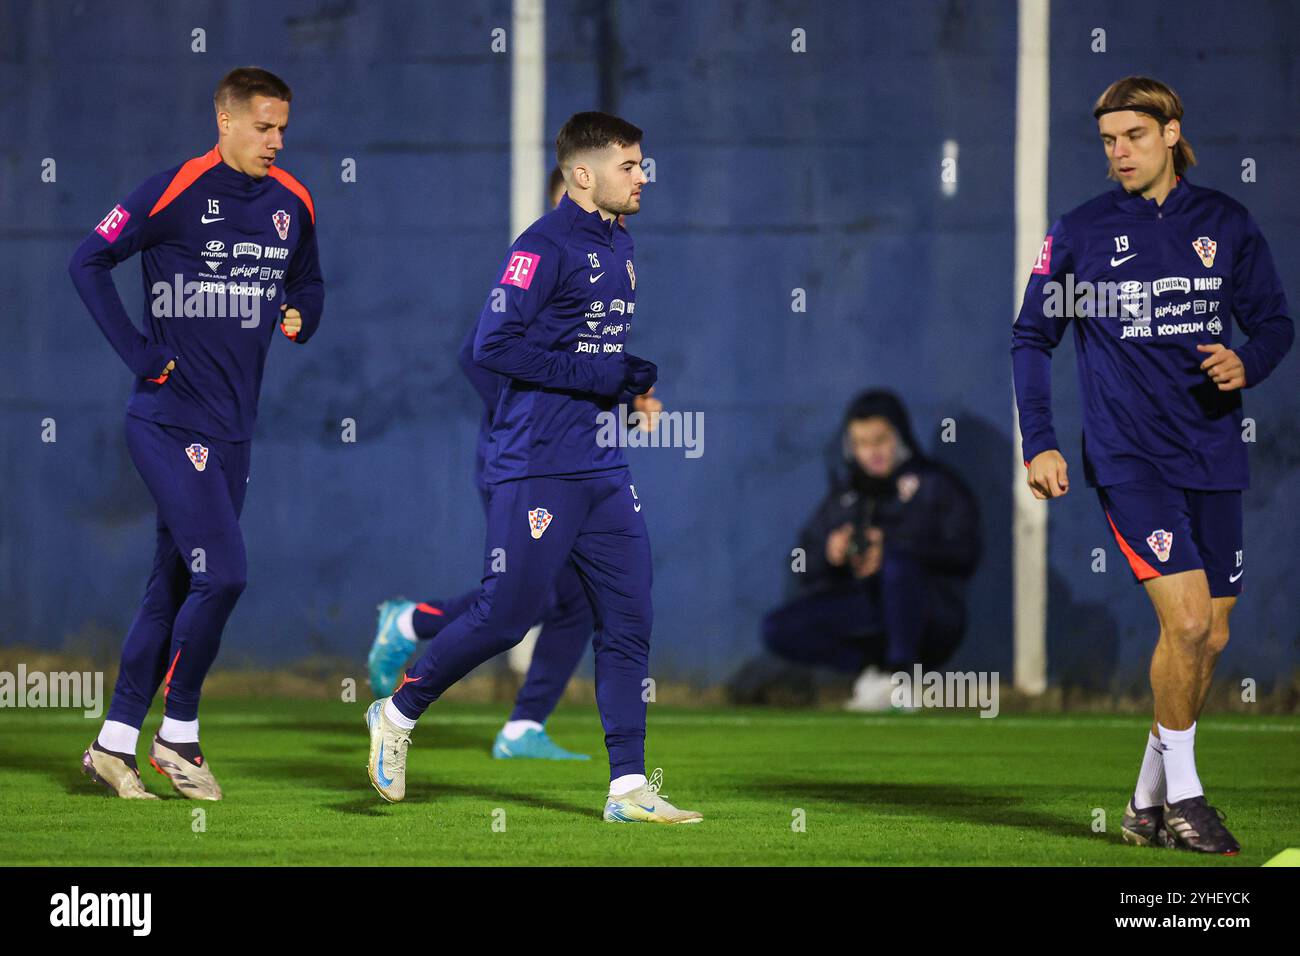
[1,0,1295,687]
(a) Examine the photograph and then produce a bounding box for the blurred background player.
[757,390,980,710]
[1013,76,1292,854]
[365,112,701,824]
[367,168,662,761]
[68,67,323,800]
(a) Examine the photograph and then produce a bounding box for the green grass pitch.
[1,700,1296,866]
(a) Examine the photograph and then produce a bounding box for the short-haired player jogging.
[1013,77,1292,853]
[365,112,701,823]
[69,67,323,800]
[366,169,663,762]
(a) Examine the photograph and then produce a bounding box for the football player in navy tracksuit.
[366,171,663,762]
[1013,77,1292,853]
[68,68,323,800]
[365,112,701,823]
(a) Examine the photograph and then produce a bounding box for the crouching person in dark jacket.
[762,390,981,710]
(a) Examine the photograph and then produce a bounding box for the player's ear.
[1163,119,1180,147]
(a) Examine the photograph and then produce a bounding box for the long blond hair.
[1093,76,1197,179]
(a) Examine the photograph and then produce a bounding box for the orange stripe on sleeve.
[149,146,222,217]
[267,166,316,224]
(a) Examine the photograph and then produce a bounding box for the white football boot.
[366,697,412,802]
[603,769,702,824]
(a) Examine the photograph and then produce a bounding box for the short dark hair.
[214,67,292,112]
[555,111,642,168]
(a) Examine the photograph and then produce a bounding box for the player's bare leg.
[1122,573,1206,846]
[1138,571,1239,853]
[1193,597,1235,717]
[1122,573,1206,845]
[1147,571,1212,731]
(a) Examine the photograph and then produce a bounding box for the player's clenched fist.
[1026,449,1069,500]
[632,387,662,432]
[1196,343,1246,391]
[280,304,303,339]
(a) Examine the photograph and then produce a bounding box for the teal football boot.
[367,599,417,698]
[492,726,591,761]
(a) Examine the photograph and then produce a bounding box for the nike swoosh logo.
[376,744,393,787]
[589,272,604,283]
[201,215,225,224]
[637,803,656,812]
[1229,569,1244,582]
[1110,253,1137,267]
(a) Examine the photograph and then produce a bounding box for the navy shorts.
[1097,479,1243,598]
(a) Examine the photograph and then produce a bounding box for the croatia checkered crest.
[185,443,209,472]
[1192,236,1217,268]
[272,209,291,241]
[528,507,553,540]
[1146,528,1173,563]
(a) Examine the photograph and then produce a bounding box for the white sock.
[502,719,542,740]
[1133,731,1166,808]
[1158,722,1204,804]
[396,605,417,641]
[385,698,417,730]
[97,720,139,755]
[160,717,199,743]
[609,773,647,796]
